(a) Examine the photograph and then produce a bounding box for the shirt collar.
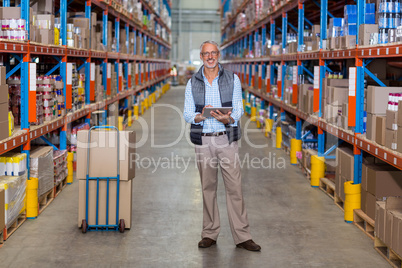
[201,64,221,80]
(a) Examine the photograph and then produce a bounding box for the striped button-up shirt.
[184,67,243,133]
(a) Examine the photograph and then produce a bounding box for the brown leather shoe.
[236,240,261,251]
[198,238,216,248]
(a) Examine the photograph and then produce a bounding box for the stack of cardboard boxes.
[30,146,54,197]
[77,129,136,229]
[297,83,314,114]
[335,147,354,202]
[375,197,402,258]
[0,67,9,141]
[362,162,402,220]
[323,78,349,128]
[366,86,402,144]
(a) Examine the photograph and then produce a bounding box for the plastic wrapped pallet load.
[30,146,54,196]
[0,173,27,228]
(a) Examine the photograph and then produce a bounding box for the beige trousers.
[195,135,252,245]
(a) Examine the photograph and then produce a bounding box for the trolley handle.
[86,125,120,177]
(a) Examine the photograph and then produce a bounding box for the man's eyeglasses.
[201,51,219,57]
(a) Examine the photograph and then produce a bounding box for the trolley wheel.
[82,220,88,233]
[119,219,125,233]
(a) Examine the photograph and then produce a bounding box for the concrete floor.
[0,85,390,268]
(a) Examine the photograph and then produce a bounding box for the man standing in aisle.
[183,41,261,252]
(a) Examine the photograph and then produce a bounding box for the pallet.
[375,237,402,268]
[353,209,375,240]
[54,177,68,197]
[38,188,55,215]
[334,194,344,212]
[3,211,26,241]
[319,177,335,200]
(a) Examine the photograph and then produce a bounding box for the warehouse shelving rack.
[0,0,171,171]
[220,0,402,186]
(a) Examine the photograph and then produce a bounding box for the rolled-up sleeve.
[230,74,244,125]
[184,79,201,125]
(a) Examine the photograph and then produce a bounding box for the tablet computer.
[202,107,233,118]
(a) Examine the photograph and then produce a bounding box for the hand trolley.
[81,126,125,233]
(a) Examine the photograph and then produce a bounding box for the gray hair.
[200,40,220,53]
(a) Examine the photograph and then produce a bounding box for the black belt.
[201,131,227,136]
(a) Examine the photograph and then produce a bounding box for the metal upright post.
[351,0,365,185]
[115,17,120,93]
[103,10,108,96]
[60,0,67,150]
[281,12,287,100]
[298,1,304,52]
[21,0,31,173]
[3,0,10,7]
[85,2,91,106]
[270,19,275,89]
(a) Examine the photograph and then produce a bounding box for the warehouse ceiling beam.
[311,0,334,18]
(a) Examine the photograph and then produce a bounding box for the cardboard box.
[0,84,7,104]
[76,130,136,181]
[312,37,320,51]
[335,37,341,50]
[312,25,320,36]
[327,79,349,87]
[78,179,132,229]
[366,113,378,141]
[331,87,348,106]
[386,109,398,130]
[367,165,402,198]
[39,29,54,45]
[0,66,6,85]
[359,24,379,46]
[339,147,354,180]
[391,210,402,257]
[375,201,386,241]
[0,189,4,231]
[361,189,367,214]
[0,120,8,140]
[398,126,402,153]
[341,35,356,49]
[385,198,402,248]
[36,14,55,30]
[0,7,20,19]
[398,100,402,127]
[30,146,54,197]
[366,192,377,220]
[32,0,53,14]
[375,116,386,146]
[385,129,398,151]
[362,163,369,191]
[0,102,8,122]
[367,86,402,114]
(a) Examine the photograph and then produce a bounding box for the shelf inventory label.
[66,63,73,109]
[349,67,356,97]
[314,66,319,89]
[67,63,72,84]
[135,63,139,74]
[29,63,36,92]
[277,65,282,81]
[107,63,111,79]
[119,63,123,77]
[266,65,270,82]
[258,65,262,78]
[293,67,297,85]
[128,63,132,75]
[90,63,95,81]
